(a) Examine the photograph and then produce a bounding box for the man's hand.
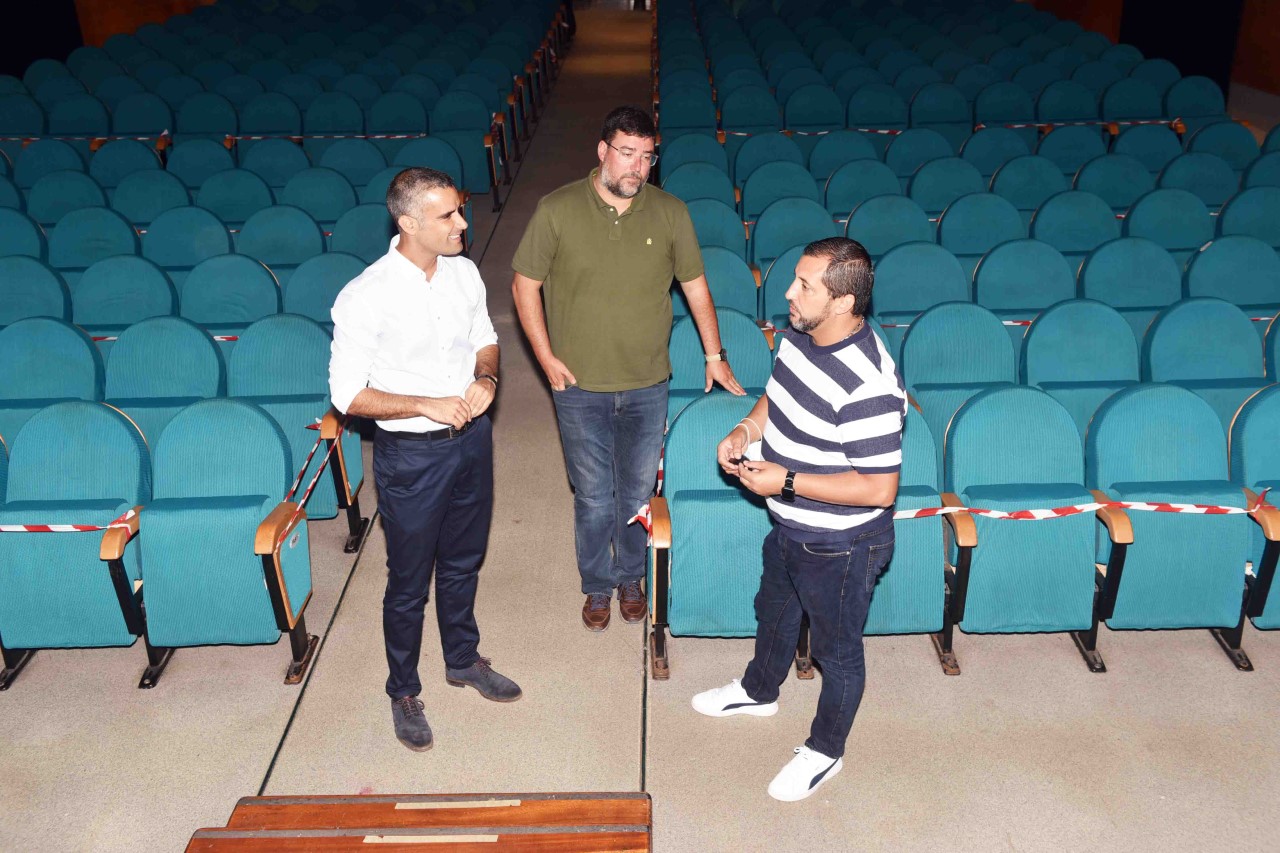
[421,396,472,429]
[539,353,578,391]
[705,360,746,395]
[717,425,750,474]
[464,379,496,418]
[736,460,787,497]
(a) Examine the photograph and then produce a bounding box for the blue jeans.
[552,381,668,595]
[741,522,895,759]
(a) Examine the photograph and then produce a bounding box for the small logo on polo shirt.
[646,238,652,245]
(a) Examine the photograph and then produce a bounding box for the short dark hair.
[803,237,874,314]
[601,106,656,143]
[386,167,456,223]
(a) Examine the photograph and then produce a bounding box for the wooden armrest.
[494,113,506,125]
[940,492,976,548]
[255,502,305,556]
[906,392,922,414]
[100,505,143,561]
[655,131,662,146]
[750,264,761,288]
[154,136,170,151]
[734,187,741,204]
[1171,118,1187,134]
[1106,121,1121,136]
[1245,488,1280,541]
[222,135,235,150]
[483,133,494,147]
[650,497,671,549]
[89,137,106,152]
[716,129,726,144]
[1090,489,1133,545]
[319,408,343,440]
[757,321,776,349]
[507,93,517,105]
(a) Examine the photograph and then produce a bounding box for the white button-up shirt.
[329,237,498,433]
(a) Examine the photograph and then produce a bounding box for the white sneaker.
[767,746,843,802]
[691,679,779,717]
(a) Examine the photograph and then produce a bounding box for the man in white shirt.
[329,167,520,753]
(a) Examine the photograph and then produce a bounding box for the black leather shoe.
[446,657,523,702]
[391,695,433,751]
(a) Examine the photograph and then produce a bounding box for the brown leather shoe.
[582,593,611,632]
[617,580,646,623]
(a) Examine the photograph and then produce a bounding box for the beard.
[789,303,830,334]
[601,161,644,198]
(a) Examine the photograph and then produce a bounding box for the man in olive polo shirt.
[512,106,744,631]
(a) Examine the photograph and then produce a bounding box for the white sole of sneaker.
[768,758,842,802]
[691,698,779,718]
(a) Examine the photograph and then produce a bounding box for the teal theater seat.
[228,316,368,548]
[1087,384,1255,668]
[138,398,319,684]
[1228,386,1280,630]
[0,402,150,689]
[945,386,1129,671]
[647,394,772,678]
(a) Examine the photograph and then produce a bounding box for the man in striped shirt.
[692,237,906,802]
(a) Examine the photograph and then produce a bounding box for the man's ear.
[597,139,608,163]
[833,293,858,317]
[397,214,417,234]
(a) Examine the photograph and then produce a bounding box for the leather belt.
[378,420,474,442]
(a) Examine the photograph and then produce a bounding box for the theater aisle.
[262,2,656,798]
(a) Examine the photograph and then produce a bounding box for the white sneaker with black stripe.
[767,746,843,802]
[691,679,779,717]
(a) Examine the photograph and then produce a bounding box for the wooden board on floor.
[186,792,651,852]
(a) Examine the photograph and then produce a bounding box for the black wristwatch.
[780,470,797,503]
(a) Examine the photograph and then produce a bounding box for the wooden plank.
[226,794,650,831]
[186,828,650,852]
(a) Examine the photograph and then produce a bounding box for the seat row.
[647,383,1280,678]
[1,203,397,284]
[1,143,465,231]
[0,313,364,526]
[0,250,361,342]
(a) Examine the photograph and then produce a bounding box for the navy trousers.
[374,417,493,699]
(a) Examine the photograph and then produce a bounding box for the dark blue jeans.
[374,418,493,699]
[741,522,895,759]
[551,381,668,596]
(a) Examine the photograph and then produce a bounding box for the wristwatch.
[781,470,797,503]
[475,373,499,388]
[705,347,728,363]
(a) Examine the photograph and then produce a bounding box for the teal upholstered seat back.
[106,316,223,399]
[946,386,1083,493]
[901,302,1015,386]
[228,314,331,397]
[1086,383,1226,489]
[1230,385,1280,489]
[152,398,291,500]
[5,401,149,503]
[0,317,104,400]
[1023,300,1139,385]
[1142,298,1264,382]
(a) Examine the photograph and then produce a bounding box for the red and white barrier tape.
[974,118,1183,132]
[92,335,239,342]
[0,507,137,533]
[628,488,1272,534]
[0,133,169,143]
[878,320,1031,329]
[224,132,430,141]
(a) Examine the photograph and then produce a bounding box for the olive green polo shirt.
[512,169,705,392]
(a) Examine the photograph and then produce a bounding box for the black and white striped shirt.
[762,324,907,543]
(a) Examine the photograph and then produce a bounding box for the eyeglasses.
[606,142,659,166]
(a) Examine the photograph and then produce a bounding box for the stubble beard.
[601,162,644,199]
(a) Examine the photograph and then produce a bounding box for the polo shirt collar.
[586,168,648,214]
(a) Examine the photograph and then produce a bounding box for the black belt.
[379,420,475,442]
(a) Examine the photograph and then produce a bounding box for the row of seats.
[653,384,1279,675]
[0,143,460,230]
[0,313,361,521]
[0,203,396,283]
[0,250,359,339]
[658,122,1274,211]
